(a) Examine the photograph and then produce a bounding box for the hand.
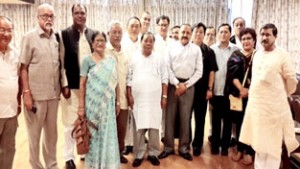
[128,95,134,110]
[62,87,71,99]
[206,90,213,100]
[23,93,33,111]
[116,103,120,116]
[175,83,187,96]
[77,109,85,117]
[239,88,249,98]
[17,105,22,115]
[161,98,167,109]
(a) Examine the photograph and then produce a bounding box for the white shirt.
[121,33,140,58]
[168,41,203,88]
[0,45,19,118]
[211,42,239,96]
[78,28,92,67]
[154,34,173,59]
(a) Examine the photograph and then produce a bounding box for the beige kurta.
[240,47,299,159]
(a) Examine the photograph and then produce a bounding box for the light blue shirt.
[211,42,239,96]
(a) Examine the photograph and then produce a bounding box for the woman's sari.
[80,55,120,169]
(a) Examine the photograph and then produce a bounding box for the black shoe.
[208,135,213,144]
[120,155,128,163]
[221,149,228,156]
[193,147,201,156]
[80,157,85,161]
[230,137,237,147]
[65,160,76,169]
[158,151,175,159]
[147,156,160,166]
[179,152,193,161]
[211,148,219,155]
[132,158,143,167]
[123,146,133,155]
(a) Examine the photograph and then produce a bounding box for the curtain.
[0,0,141,47]
[0,0,229,48]
[252,0,300,73]
[147,0,228,31]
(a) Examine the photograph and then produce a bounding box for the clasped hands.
[175,83,187,96]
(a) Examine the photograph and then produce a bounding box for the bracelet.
[207,87,213,91]
[162,95,167,99]
[23,89,30,93]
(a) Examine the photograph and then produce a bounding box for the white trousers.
[124,110,134,146]
[61,90,79,161]
[63,125,75,161]
[254,152,281,169]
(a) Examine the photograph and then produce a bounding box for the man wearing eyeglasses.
[58,4,98,169]
[0,16,21,169]
[154,15,172,142]
[20,4,62,169]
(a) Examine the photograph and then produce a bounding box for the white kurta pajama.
[127,50,168,158]
[239,47,299,165]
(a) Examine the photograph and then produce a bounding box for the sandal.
[242,154,253,166]
[231,152,243,162]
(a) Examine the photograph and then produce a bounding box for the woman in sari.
[78,31,120,169]
[225,28,256,165]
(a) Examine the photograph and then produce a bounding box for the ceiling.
[0,0,32,4]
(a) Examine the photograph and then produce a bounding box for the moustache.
[181,37,188,40]
[262,40,268,43]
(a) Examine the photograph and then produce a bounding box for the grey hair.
[108,20,122,31]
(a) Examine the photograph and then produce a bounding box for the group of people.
[0,2,299,169]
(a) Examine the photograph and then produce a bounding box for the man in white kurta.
[127,32,168,167]
[121,16,141,154]
[239,23,299,169]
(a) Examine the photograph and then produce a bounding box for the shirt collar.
[37,25,54,37]
[216,42,234,49]
[72,25,87,33]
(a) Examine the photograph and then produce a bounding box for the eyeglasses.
[158,24,169,28]
[39,15,55,20]
[0,27,13,35]
[241,37,253,41]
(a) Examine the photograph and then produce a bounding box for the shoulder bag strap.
[242,50,256,86]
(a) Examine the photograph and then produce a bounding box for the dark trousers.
[211,95,231,152]
[117,109,128,153]
[192,91,208,149]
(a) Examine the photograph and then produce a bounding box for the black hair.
[71,4,87,13]
[91,31,107,43]
[140,32,155,42]
[218,23,231,33]
[260,23,277,36]
[156,15,170,25]
[192,22,207,33]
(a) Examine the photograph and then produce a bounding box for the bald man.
[20,4,62,169]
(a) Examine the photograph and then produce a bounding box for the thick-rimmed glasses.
[241,37,253,41]
[39,15,55,20]
[158,24,169,28]
[0,27,13,35]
